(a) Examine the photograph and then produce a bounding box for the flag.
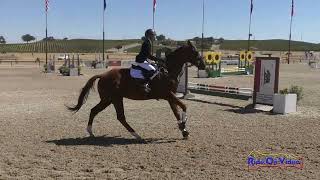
[250,0,253,15]
[104,0,107,11]
[45,0,49,12]
[153,0,157,13]
[291,0,294,17]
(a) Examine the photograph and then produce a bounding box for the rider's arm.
[145,42,163,62]
[147,54,162,62]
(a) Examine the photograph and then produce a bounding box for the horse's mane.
[166,45,187,60]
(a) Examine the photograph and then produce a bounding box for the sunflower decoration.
[240,51,246,62]
[204,52,213,64]
[213,52,222,64]
[246,51,254,62]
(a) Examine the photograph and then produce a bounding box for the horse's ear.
[187,40,197,50]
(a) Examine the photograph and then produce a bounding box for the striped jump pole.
[188,82,253,100]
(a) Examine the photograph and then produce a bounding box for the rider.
[135,29,163,93]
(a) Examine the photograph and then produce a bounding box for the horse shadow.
[223,108,268,114]
[223,104,275,115]
[186,98,244,109]
[46,135,178,147]
[186,98,273,115]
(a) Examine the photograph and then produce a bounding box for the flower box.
[273,94,297,114]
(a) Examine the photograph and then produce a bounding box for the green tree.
[21,34,36,43]
[156,34,166,41]
[177,41,185,47]
[192,37,201,41]
[42,36,55,41]
[115,45,123,51]
[0,36,6,44]
[218,37,224,44]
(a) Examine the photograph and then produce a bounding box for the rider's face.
[148,33,156,41]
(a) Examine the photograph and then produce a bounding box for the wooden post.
[72,54,75,68]
[64,54,67,66]
[53,55,55,71]
[68,54,70,68]
[77,54,80,76]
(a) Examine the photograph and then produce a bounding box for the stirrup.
[144,83,151,93]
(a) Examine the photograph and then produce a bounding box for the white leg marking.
[180,111,187,123]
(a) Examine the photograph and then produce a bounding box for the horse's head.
[179,41,206,70]
[164,41,206,78]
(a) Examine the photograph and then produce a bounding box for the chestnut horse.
[67,41,205,140]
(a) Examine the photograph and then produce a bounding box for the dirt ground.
[0,63,320,179]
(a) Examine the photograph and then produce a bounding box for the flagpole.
[152,0,155,55]
[103,7,105,65]
[45,6,48,67]
[288,16,293,64]
[201,0,205,57]
[247,0,253,52]
[152,8,155,30]
[288,0,294,64]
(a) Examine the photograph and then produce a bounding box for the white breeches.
[137,60,156,71]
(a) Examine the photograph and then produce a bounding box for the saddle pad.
[130,63,158,80]
[130,67,145,79]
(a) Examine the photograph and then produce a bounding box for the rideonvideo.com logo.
[247,151,304,170]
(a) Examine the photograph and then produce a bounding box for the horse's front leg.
[168,92,189,139]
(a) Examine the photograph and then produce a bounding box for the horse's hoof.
[182,130,189,139]
[178,122,186,131]
[130,132,143,140]
[139,139,148,144]
[87,126,94,137]
[87,131,95,138]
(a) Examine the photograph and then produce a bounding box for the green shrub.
[279,85,303,102]
[43,64,48,72]
[289,85,303,102]
[279,88,289,95]
[58,66,70,76]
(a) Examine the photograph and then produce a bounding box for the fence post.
[68,54,71,68]
[77,54,80,76]
[72,54,75,67]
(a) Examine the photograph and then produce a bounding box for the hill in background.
[0,39,140,53]
[220,39,320,51]
[1,39,319,53]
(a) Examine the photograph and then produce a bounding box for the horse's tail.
[67,75,101,112]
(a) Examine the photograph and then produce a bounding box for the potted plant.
[273,85,303,114]
[43,64,48,73]
[58,65,70,76]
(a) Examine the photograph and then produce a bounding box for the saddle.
[131,64,156,79]
[130,61,168,81]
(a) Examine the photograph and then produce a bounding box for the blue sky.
[0,0,319,43]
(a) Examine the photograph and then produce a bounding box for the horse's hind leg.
[112,97,142,140]
[87,99,111,137]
